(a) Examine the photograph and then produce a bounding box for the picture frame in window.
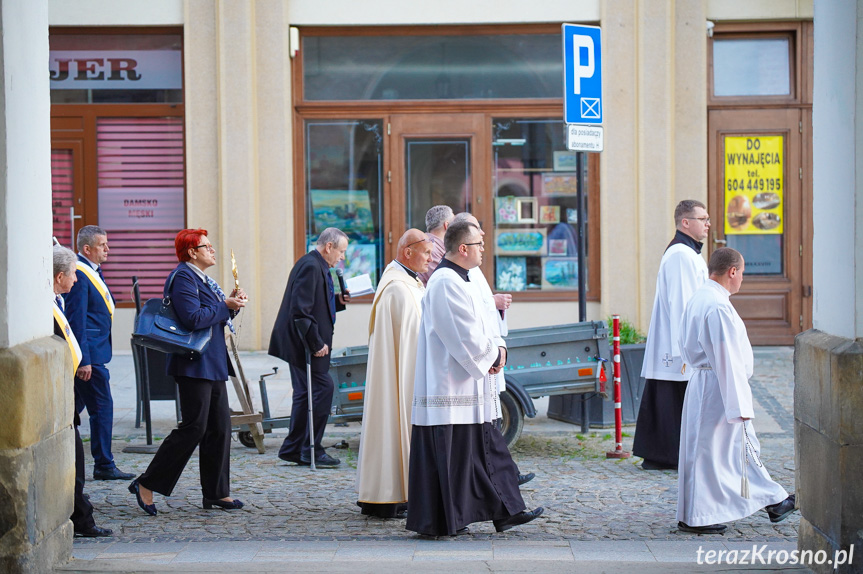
[515,197,537,223]
[541,257,579,289]
[494,227,546,256]
[553,151,578,171]
[495,256,528,291]
[540,205,560,224]
[495,196,519,224]
[541,173,579,196]
[548,239,568,257]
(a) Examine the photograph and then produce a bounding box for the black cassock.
[405,422,525,536]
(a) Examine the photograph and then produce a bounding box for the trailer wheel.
[238,431,256,449]
[500,390,524,448]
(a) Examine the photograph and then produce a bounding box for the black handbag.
[132,270,212,359]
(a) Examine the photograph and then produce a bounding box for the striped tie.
[205,276,235,334]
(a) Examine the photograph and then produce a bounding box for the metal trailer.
[237,321,612,449]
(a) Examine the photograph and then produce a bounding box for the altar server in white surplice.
[406,220,543,537]
[451,212,535,487]
[676,247,796,535]
[356,229,432,519]
[633,200,709,470]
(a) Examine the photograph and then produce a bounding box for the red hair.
[175,228,208,262]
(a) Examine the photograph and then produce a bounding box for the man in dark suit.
[269,227,351,468]
[63,225,133,481]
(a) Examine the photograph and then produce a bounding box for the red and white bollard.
[606,314,631,459]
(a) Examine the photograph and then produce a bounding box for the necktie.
[326,271,336,324]
[56,295,64,311]
[205,276,236,334]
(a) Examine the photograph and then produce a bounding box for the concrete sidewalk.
[63,347,802,572]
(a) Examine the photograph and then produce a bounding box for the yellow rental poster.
[723,135,784,235]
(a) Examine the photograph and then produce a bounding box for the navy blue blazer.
[63,255,113,367]
[164,263,234,381]
[268,250,344,373]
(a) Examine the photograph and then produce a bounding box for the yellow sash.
[53,302,82,373]
[76,261,115,319]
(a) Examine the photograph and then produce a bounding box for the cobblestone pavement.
[73,347,798,548]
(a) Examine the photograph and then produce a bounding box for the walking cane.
[293,318,316,471]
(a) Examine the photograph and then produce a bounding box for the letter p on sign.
[572,35,594,94]
[563,24,602,125]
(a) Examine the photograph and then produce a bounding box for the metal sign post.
[563,23,603,323]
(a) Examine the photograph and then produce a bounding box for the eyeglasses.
[193,244,215,253]
[462,241,484,248]
[405,238,431,248]
[685,216,711,224]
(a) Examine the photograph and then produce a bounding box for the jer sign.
[562,24,602,125]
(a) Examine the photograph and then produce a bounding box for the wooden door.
[50,120,86,250]
[388,114,492,275]
[708,108,811,344]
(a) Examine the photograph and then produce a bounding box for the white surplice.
[641,244,708,381]
[677,280,787,526]
[467,267,508,420]
[412,266,500,426]
[356,261,424,506]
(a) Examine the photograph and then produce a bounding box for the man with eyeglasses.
[63,225,134,481]
[356,229,432,518]
[269,227,352,468]
[406,220,543,537]
[633,200,710,471]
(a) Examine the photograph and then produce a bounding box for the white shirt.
[641,243,708,381]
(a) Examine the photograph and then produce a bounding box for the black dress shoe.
[452,527,469,536]
[94,467,135,481]
[128,479,157,516]
[74,525,113,538]
[493,507,544,532]
[765,494,796,523]
[300,451,340,467]
[677,521,727,534]
[278,452,310,466]
[517,472,536,486]
[203,497,245,510]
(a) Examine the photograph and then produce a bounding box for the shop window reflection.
[305,120,385,289]
[492,119,587,293]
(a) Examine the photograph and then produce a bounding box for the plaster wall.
[811,0,862,341]
[48,0,183,26]
[0,0,54,348]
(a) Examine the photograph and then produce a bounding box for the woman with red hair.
[129,229,247,515]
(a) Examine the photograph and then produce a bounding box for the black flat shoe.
[517,472,536,486]
[300,451,340,468]
[74,525,113,538]
[677,521,726,534]
[278,452,310,466]
[641,459,677,471]
[765,494,796,523]
[94,467,135,481]
[128,479,157,516]
[203,497,245,510]
[493,507,544,532]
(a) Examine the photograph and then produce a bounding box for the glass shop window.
[305,119,385,289]
[492,118,587,293]
[303,33,561,101]
[49,33,183,104]
[713,37,791,97]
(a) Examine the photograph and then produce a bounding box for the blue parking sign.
[563,24,602,125]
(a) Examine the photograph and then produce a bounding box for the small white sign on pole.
[567,124,604,152]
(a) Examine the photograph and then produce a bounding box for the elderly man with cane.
[269,228,351,468]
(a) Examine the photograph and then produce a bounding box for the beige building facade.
[46,0,814,351]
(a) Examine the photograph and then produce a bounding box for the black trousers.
[71,424,95,531]
[138,377,231,500]
[278,364,334,460]
[632,378,688,467]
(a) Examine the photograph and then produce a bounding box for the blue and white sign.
[562,24,602,125]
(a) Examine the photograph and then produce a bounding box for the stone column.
[184,0,293,350]
[0,1,76,571]
[795,2,863,572]
[600,0,707,328]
